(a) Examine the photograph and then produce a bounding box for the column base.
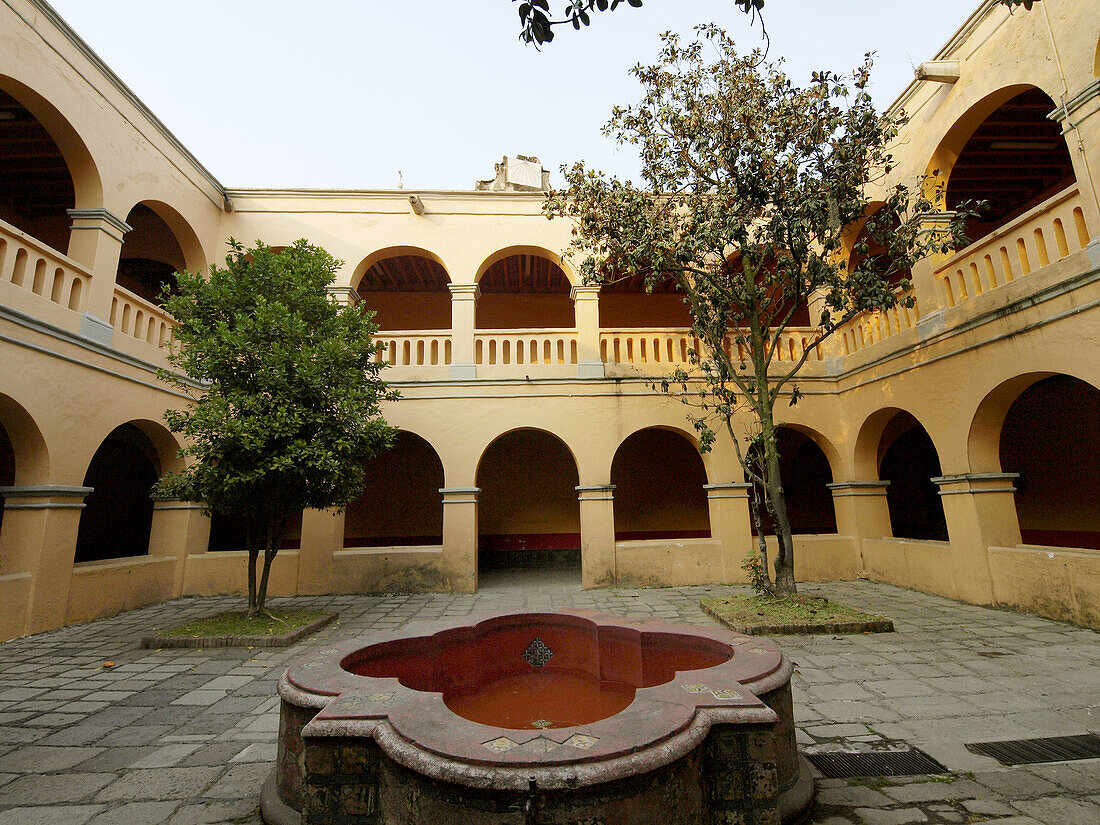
[577,360,606,379]
[80,313,114,347]
[448,363,477,380]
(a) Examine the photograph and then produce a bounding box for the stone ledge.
[141,612,337,649]
[701,602,893,636]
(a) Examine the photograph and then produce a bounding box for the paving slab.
[0,580,1095,825]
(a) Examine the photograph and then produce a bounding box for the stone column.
[576,485,616,588]
[0,484,92,634]
[447,284,479,380]
[703,483,753,582]
[65,208,131,345]
[911,210,957,323]
[827,481,892,574]
[149,499,210,595]
[931,472,1021,604]
[1050,80,1100,236]
[571,284,605,378]
[441,487,479,593]
[298,508,345,595]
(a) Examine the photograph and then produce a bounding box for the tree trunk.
[254,513,286,617]
[246,546,259,618]
[749,479,773,590]
[759,407,797,596]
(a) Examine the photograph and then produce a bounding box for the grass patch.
[701,593,892,634]
[162,610,328,638]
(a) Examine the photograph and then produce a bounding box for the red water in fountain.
[343,618,732,730]
[444,647,725,729]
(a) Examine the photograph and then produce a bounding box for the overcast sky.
[46,0,986,191]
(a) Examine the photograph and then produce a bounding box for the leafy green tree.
[546,27,974,594]
[516,0,1036,45]
[156,240,397,617]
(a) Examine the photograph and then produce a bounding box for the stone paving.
[0,571,1096,824]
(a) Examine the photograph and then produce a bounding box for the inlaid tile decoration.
[368,692,395,703]
[523,637,554,668]
[710,689,743,700]
[682,683,711,694]
[562,734,598,750]
[483,736,519,753]
[532,719,553,729]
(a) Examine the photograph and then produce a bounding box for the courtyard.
[0,578,1093,824]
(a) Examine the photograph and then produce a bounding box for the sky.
[45,0,988,191]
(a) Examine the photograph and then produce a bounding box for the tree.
[155,240,397,617]
[546,27,974,594]
[516,0,1036,45]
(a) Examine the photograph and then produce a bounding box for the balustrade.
[0,218,91,316]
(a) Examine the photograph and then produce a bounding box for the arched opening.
[75,424,161,563]
[344,432,444,547]
[0,88,76,252]
[878,412,948,541]
[945,88,1075,241]
[116,203,187,304]
[846,206,912,290]
[598,271,693,329]
[611,428,709,540]
[476,429,580,573]
[353,249,451,331]
[749,427,836,535]
[1000,375,1100,549]
[476,252,574,329]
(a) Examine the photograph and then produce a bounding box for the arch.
[117,202,191,303]
[475,428,580,573]
[75,423,163,563]
[1094,36,1100,78]
[723,251,812,327]
[927,86,1074,240]
[121,199,207,272]
[598,269,693,329]
[748,426,837,535]
[0,394,50,485]
[876,412,948,541]
[350,246,452,331]
[475,247,575,329]
[971,373,1100,550]
[343,431,445,547]
[474,245,576,284]
[0,76,103,251]
[611,427,710,541]
[843,204,911,290]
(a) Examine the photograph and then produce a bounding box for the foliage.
[156,240,397,616]
[740,550,771,597]
[516,0,1037,45]
[546,27,975,593]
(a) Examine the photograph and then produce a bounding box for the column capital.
[827,481,891,497]
[576,485,615,501]
[440,487,480,503]
[448,284,481,300]
[570,284,602,301]
[931,473,1019,496]
[703,483,752,499]
[1048,78,1100,127]
[66,208,132,242]
[916,210,957,232]
[325,285,361,306]
[0,485,93,510]
[152,500,207,511]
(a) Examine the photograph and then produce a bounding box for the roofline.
[23,0,228,206]
[225,187,549,198]
[885,0,1005,117]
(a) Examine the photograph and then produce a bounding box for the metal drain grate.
[805,749,947,778]
[965,733,1100,766]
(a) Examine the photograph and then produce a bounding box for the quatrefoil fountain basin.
[269,611,813,825]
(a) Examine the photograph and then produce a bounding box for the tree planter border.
[702,602,893,636]
[141,612,338,649]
